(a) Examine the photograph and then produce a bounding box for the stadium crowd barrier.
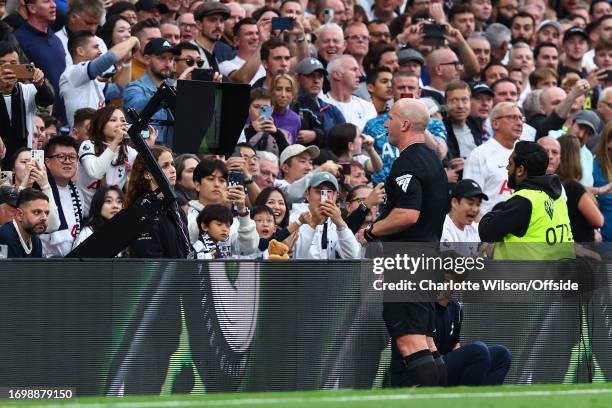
[1,257,611,396]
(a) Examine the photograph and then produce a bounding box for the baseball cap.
[450,179,489,201]
[471,82,494,97]
[398,48,425,66]
[144,38,180,56]
[572,110,604,137]
[0,186,19,207]
[194,2,231,20]
[535,19,562,34]
[308,171,339,191]
[135,0,169,14]
[296,58,325,75]
[279,144,320,166]
[563,27,588,43]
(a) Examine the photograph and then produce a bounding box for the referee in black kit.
[359,98,449,387]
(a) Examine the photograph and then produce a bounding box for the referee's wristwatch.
[364,223,378,242]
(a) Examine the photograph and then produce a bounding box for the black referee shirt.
[379,142,448,242]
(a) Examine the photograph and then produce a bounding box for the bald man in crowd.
[537,136,561,174]
[360,99,449,388]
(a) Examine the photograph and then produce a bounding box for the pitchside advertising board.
[1,247,611,396]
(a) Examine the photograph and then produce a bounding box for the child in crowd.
[193,204,233,259]
[240,205,278,260]
[252,205,277,240]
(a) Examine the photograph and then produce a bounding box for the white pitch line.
[6,388,612,408]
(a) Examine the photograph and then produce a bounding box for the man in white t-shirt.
[464,102,523,215]
[321,54,377,130]
[218,17,266,85]
[488,78,536,141]
[441,178,487,256]
[60,32,139,128]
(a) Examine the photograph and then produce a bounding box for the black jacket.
[129,194,190,259]
[527,111,566,140]
[444,116,485,160]
[479,175,563,242]
[0,221,43,258]
[291,93,327,148]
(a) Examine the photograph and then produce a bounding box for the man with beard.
[190,2,232,72]
[510,11,535,46]
[0,187,48,258]
[293,57,345,146]
[479,141,573,260]
[124,38,179,145]
[492,0,518,27]
[464,102,523,216]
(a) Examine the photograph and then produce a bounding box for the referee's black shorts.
[383,301,436,338]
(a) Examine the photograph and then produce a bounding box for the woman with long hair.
[9,147,60,231]
[254,186,290,228]
[594,122,612,241]
[271,73,301,143]
[327,123,383,174]
[124,145,190,258]
[173,153,200,201]
[76,106,138,214]
[557,134,604,242]
[99,15,132,49]
[120,146,189,395]
[72,185,124,251]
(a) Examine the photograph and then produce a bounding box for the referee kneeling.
[359,99,449,387]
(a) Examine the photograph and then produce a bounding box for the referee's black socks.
[432,351,448,386]
[402,350,439,387]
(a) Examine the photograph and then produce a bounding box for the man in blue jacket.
[0,187,49,258]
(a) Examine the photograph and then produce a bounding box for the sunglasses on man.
[174,57,205,68]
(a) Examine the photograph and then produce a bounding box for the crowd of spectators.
[0,0,611,259]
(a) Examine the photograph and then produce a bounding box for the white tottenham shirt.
[40,184,82,257]
[59,61,107,128]
[440,214,481,256]
[463,138,515,216]
[218,56,266,85]
[77,140,138,215]
[320,93,377,131]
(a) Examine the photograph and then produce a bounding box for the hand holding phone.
[320,189,334,203]
[228,171,244,187]
[31,150,45,170]
[8,64,35,80]
[0,171,13,186]
[323,8,335,24]
[192,68,215,81]
[340,162,351,176]
[259,105,273,121]
[271,17,294,31]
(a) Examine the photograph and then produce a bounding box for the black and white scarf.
[193,232,231,259]
[48,171,83,237]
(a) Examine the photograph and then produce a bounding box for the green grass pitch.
[3,383,612,408]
